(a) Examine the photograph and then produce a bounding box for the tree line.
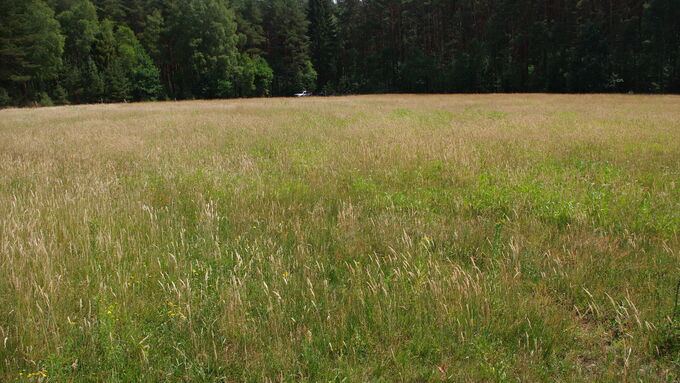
[2,0,679,106]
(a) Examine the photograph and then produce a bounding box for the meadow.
[0,94,679,382]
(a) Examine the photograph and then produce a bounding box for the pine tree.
[4,0,680,105]
[92,0,126,23]
[82,57,105,101]
[104,58,131,101]
[264,0,316,95]
[114,25,162,100]
[94,19,117,69]
[234,0,267,56]
[0,0,64,103]
[132,52,163,101]
[140,8,164,62]
[308,0,338,91]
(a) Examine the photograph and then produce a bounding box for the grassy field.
[0,94,679,382]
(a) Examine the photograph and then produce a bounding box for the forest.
[1,0,679,106]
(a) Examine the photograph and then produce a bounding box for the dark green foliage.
[56,0,103,103]
[264,0,316,95]
[92,0,126,24]
[330,0,680,94]
[0,88,10,107]
[0,0,64,105]
[1,0,679,105]
[232,54,273,97]
[94,19,116,68]
[37,92,54,106]
[52,83,70,104]
[57,4,161,103]
[308,0,337,89]
[295,60,317,93]
[113,25,162,101]
[139,9,163,61]
[61,58,104,103]
[104,58,131,102]
[83,58,105,101]
[57,0,99,63]
[234,0,267,56]
[132,53,163,101]
[399,49,439,93]
[163,0,240,98]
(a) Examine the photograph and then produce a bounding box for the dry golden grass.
[1,94,679,381]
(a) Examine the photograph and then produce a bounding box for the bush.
[37,92,54,107]
[232,55,273,97]
[52,84,70,105]
[295,60,317,92]
[0,88,10,107]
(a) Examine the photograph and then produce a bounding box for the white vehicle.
[294,90,311,97]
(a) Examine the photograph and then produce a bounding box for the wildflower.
[166,301,187,320]
[27,369,47,378]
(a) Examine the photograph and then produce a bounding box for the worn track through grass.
[1,94,679,381]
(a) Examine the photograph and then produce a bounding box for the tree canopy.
[1,0,679,106]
